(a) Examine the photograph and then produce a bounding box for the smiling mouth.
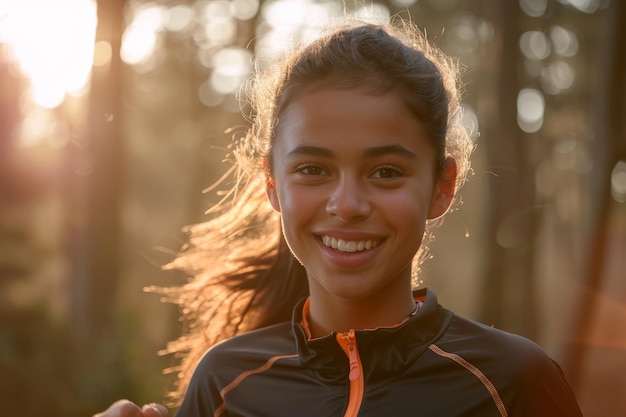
[321,236,380,253]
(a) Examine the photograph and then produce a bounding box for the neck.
[305,292,417,338]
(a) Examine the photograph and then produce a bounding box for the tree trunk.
[67,0,126,344]
[563,0,626,392]
[478,0,539,339]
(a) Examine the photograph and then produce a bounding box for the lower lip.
[318,239,383,269]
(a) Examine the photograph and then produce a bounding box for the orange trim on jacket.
[213,353,299,417]
[175,288,582,417]
[428,344,508,417]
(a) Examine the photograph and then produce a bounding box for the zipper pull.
[345,331,360,381]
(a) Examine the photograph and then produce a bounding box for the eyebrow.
[285,144,417,161]
[285,145,334,160]
[363,144,417,160]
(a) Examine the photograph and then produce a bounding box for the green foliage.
[0,306,79,416]
[0,304,173,417]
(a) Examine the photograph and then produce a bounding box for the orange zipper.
[336,330,364,417]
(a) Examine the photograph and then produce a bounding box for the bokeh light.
[517,88,545,133]
[256,0,340,65]
[611,160,626,203]
[121,4,164,66]
[390,0,418,6]
[550,25,579,57]
[163,5,194,33]
[558,0,602,14]
[231,0,260,21]
[118,0,394,111]
[444,14,494,63]
[541,60,575,95]
[520,0,549,17]
[520,30,551,60]
[0,0,97,109]
[193,0,237,48]
[93,41,112,68]
[209,46,252,94]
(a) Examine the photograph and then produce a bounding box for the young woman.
[95,18,582,417]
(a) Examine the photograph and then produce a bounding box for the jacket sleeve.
[174,349,228,417]
[508,353,583,417]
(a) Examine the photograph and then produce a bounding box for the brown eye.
[372,166,403,179]
[297,164,326,176]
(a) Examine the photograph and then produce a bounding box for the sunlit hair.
[157,17,473,402]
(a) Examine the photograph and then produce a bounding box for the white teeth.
[322,236,379,253]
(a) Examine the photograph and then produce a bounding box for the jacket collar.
[291,288,453,385]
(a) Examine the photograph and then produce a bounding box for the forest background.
[0,0,624,416]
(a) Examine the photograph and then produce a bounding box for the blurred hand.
[93,399,170,417]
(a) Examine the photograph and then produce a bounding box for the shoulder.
[196,322,295,365]
[441,313,550,362]
[430,312,568,391]
[176,321,297,416]
[431,313,582,416]
[194,322,296,379]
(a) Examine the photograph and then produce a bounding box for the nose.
[325,175,371,221]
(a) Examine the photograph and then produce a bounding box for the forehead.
[274,88,431,153]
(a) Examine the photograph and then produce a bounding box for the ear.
[264,160,281,213]
[427,157,457,220]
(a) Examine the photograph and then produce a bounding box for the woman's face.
[266,88,455,304]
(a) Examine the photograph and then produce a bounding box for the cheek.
[395,201,427,234]
[394,206,429,260]
[377,191,430,242]
[276,185,320,225]
[381,187,430,219]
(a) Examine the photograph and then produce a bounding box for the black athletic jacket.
[175,288,582,417]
